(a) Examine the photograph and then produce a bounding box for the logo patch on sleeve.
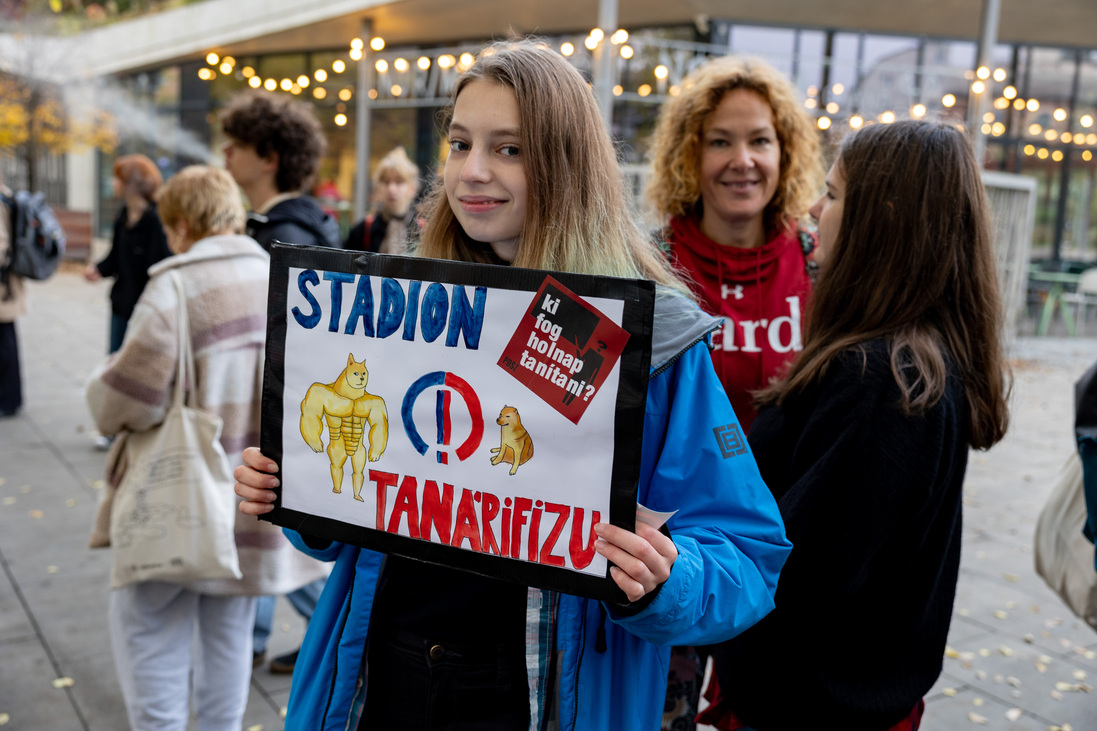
[713,423,748,459]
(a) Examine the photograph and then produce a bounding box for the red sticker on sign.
[497,276,630,424]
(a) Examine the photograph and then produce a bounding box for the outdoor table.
[1028,268,1082,336]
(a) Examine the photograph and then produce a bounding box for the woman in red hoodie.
[645,56,823,730]
[647,55,823,435]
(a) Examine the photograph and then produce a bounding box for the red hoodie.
[668,215,813,431]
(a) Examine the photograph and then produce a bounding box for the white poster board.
[261,245,653,601]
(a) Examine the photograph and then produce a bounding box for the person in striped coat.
[86,165,328,731]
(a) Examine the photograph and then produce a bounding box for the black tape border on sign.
[259,243,654,604]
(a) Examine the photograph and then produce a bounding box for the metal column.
[591,0,618,130]
[354,18,373,221]
[969,0,1001,163]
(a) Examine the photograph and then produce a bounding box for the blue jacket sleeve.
[608,342,791,646]
[283,527,344,562]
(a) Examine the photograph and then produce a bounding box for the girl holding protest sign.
[699,121,1011,730]
[234,39,790,731]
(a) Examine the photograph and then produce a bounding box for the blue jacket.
[282,289,791,730]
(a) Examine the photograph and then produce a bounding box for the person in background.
[0,175,22,417]
[644,55,824,730]
[700,120,1011,731]
[85,154,172,354]
[84,154,173,449]
[233,40,791,731]
[220,90,341,251]
[86,165,329,730]
[343,145,422,254]
[646,55,823,433]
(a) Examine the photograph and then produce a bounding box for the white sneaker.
[93,435,113,451]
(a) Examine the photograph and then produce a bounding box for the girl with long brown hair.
[233,40,790,731]
[701,120,1010,731]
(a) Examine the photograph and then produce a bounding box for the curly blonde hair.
[646,55,823,234]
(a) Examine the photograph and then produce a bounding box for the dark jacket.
[343,211,420,253]
[710,338,968,730]
[247,196,341,252]
[97,203,172,319]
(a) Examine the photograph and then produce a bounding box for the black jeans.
[0,321,22,414]
[361,624,530,731]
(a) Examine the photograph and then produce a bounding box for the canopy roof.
[79,0,1096,77]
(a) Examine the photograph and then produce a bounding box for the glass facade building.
[101,20,1097,261]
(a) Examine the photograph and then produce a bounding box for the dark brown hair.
[113,154,162,201]
[220,90,326,193]
[759,120,1009,450]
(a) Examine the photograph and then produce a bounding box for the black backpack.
[0,190,66,298]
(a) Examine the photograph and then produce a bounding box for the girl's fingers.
[594,522,678,600]
[242,446,279,473]
[235,447,280,515]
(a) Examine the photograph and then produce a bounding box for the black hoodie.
[246,196,341,251]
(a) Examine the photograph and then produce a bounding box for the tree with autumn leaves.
[0,72,116,191]
[0,0,118,193]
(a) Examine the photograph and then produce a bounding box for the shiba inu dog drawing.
[490,405,534,476]
[300,354,388,501]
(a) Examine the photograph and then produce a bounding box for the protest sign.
[260,244,653,602]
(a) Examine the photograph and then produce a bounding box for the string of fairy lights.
[193,30,1097,163]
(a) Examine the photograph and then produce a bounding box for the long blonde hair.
[417,40,689,294]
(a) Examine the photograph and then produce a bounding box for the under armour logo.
[721,284,745,300]
[713,423,749,459]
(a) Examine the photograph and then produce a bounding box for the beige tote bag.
[108,271,242,589]
[1034,450,1097,630]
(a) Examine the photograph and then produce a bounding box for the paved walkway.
[1,268,1096,730]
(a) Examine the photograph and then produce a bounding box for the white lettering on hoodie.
[714,296,802,354]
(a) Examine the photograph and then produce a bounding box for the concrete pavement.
[1,267,1096,730]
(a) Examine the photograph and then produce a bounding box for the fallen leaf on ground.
[46,566,59,574]
[65,499,76,507]
[0,712,9,725]
[1,497,14,506]
[994,610,1008,619]
[29,510,43,519]
[943,688,957,697]
[1004,708,1022,721]
[967,712,987,724]
[51,677,74,688]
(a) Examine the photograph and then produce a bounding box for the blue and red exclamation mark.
[436,389,451,463]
